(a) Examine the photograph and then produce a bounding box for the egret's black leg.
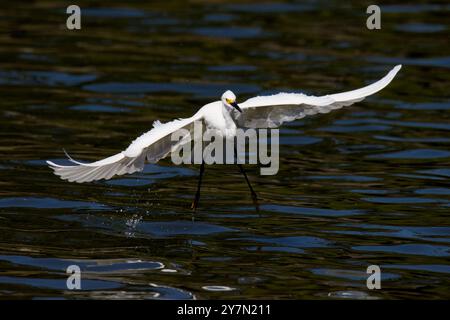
[234,145,259,212]
[237,163,259,211]
[191,161,205,211]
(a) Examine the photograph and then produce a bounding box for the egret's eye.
[226,98,234,104]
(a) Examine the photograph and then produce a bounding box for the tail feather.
[62,149,87,165]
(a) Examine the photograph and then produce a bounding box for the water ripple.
[262,204,365,217]
[0,197,108,210]
[353,244,450,257]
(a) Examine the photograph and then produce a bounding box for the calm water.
[0,1,449,299]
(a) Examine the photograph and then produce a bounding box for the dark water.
[0,1,449,299]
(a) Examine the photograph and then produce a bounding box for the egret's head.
[221,90,242,113]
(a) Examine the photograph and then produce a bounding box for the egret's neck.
[221,102,237,137]
[221,103,236,124]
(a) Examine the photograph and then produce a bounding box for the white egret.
[47,65,402,210]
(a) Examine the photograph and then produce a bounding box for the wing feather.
[236,65,401,128]
[47,114,202,183]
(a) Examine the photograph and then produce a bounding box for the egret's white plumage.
[47,65,402,183]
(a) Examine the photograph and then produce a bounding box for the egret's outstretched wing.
[47,114,202,183]
[235,65,401,128]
